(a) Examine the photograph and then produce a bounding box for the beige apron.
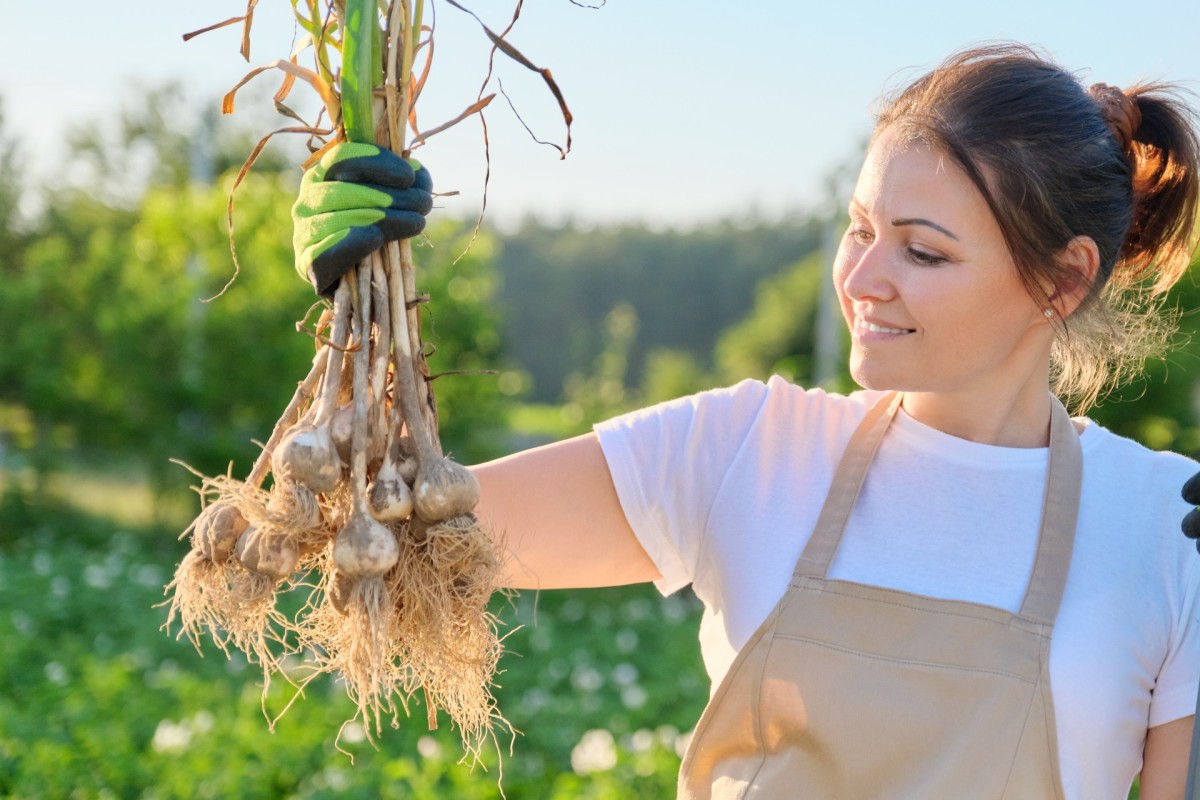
[678,391,1082,799]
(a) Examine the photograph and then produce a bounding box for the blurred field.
[0,476,708,799]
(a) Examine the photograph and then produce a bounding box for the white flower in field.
[621,684,648,709]
[571,665,603,693]
[339,722,367,744]
[521,687,550,712]
[612,663,638,686]
[622,597,652,621]
[151,712,214,753]
[417,735,442,759]
[132,564,163,588]
[191,710,215,733]
[663,595,692,622]
[83,563,112,589]
[629,728,655,753]
[43,662,68,686]
[11,612,32,636]
[321,767,350,792]
[570,728,617,774]
[152,719,192,753]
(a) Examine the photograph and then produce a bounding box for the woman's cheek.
[832,242,858,301]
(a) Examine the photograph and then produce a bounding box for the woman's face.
[833,127,1052,398]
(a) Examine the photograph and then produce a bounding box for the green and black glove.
[1182,472,1200,552]
[292,142,433,295]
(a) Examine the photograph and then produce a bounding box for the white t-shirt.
[595,376,1200,799]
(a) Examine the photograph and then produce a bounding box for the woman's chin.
[849,360,920,393]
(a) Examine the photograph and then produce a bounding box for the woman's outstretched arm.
[472,432,661,590]
[1139,715,1194,800]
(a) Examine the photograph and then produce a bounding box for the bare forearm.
[1140,715,1193,800]
[472,432,660,590]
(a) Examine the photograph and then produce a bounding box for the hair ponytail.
[1118,85,1200,294]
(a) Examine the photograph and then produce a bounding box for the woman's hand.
[291,142,433,295]
[472,432,661,590]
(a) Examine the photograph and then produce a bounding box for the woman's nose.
[838,242,896,303]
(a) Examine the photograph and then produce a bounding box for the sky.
[6,0,1200,230]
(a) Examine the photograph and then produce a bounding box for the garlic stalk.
[333,264,401,581]
[272,280,353,493]
[383,244,479,523]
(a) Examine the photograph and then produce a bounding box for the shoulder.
[596,376,882,441]
[1073,421,1199,599]
[1079,421,1199,504]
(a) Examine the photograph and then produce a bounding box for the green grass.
[0,488,706,798]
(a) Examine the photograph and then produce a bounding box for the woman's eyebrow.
[848,198,960,241]
[892,217,959,241]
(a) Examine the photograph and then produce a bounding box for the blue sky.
[6,0,1200,229]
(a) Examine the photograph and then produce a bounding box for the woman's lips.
[856,318,915,335]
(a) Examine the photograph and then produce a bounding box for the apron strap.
[1019,395,1082,624]
[794,392,902,579]
[792,392,1082,627]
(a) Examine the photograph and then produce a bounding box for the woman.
[294,43,1200,799]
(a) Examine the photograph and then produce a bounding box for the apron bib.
[678,392,1082,799]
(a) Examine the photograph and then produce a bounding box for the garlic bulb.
[334,509,400,578]
[272,422,342,494]
[368,459,414,521]
[413,457,480,523]
[193,501,248,563]
[235,526,300,581]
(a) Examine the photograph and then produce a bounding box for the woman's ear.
[1047,235,1101,318]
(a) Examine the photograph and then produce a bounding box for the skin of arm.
[472,431,662,590]
[1139,716,1194,800]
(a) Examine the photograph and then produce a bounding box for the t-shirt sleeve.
[594,379,772,596]
[1148,541,1200,728]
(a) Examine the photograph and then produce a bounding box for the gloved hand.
[292,142,433,295]
[1181,471,1200,551]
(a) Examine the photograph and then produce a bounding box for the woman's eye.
[907,247,947,266]
[848,227,874,245]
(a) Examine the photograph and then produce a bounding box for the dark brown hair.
[874,43,1200,410]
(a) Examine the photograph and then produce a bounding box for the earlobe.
[1047,235,1101,318]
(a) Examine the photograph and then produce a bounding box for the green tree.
[0,171,312,511]
[0,101,24,257]
[0,190,137,493]
[62,82,295,206]
[714,250,846,389]
[408,225,512,463]
[561,302,640,427]
[0,100,46,491]
[494,218,823,402]
[1,85,512,515]
[31,173,509,510]
[637,348,712,406]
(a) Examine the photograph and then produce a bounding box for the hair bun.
[1088,83,1141,151]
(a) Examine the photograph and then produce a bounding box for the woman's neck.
[900,384,1054,449]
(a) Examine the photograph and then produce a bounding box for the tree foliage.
[494,217,823,403]
[0,88,510,514]
[1088,271,1200,456]
[715,249,830,386]
[61,83,295,206]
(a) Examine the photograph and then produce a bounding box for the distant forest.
[493,217,826,403]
